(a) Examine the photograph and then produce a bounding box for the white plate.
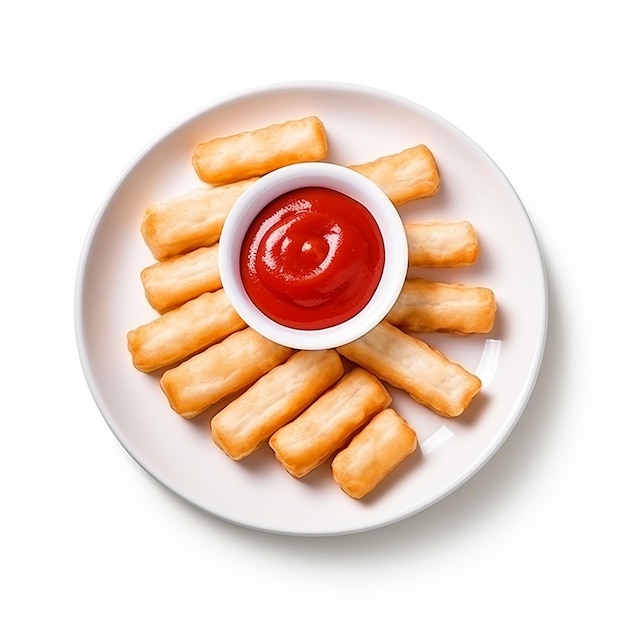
[75,82,547,536]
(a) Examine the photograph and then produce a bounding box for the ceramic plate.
[75,82,547,536]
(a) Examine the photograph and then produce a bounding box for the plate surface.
[75,82,547,536]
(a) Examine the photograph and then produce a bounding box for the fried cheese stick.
[386,278,497,334]
[406,221,479,267]
[349,144,440,206]
[141,245,221,313]
[336,322,481,418]
[211,350,344,460]
[269,368,392,478]
[127,289,246,373]
[140,178,258,260]
[160,328,294,419]
[192,116,328,185]
[331,408,418,499]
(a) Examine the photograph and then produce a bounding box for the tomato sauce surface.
[240,186,385,330]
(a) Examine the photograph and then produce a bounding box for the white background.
[1,1,624,624]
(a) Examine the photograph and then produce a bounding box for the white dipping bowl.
[219,162,408,350]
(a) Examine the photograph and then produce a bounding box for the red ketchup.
[240,186,385,330]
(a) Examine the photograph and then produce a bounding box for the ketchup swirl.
[240,187,385,330]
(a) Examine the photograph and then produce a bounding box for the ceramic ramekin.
[219,162,408,350]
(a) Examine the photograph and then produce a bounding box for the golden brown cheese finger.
[331,408,418,499]
[386,278,497,334]
[268,368,392,478]
[140,178,258,260]
[406,221,479,267]
[337,321,481,418]
[160,328,294,419]
[211,350,344,460]
[141,245,221,313]
[127,289,246,373]
[192,116,328,185]
[349,144,440,206]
